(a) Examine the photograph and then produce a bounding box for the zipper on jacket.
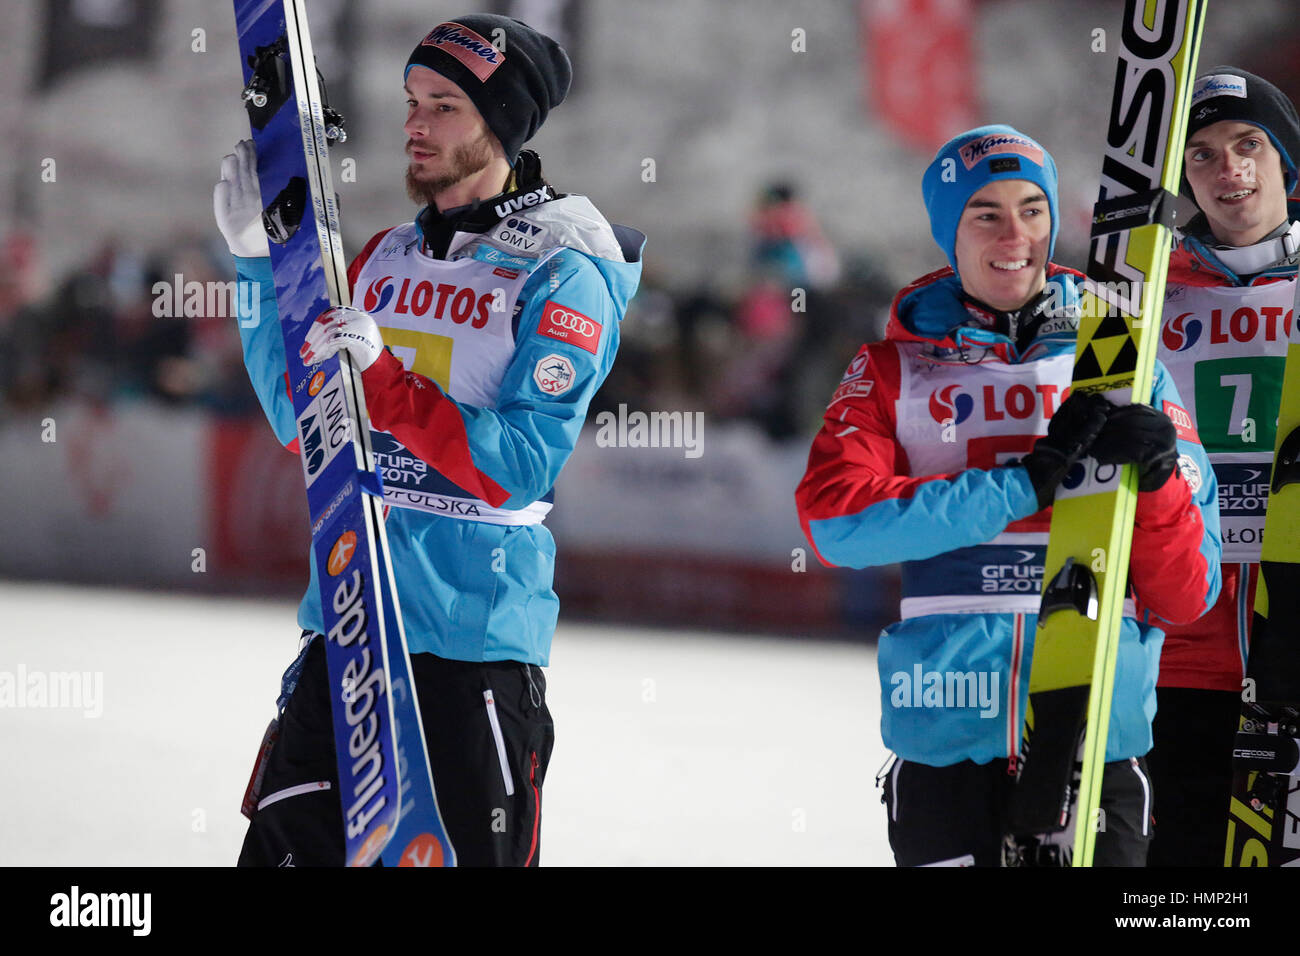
[1006,614,1026,774]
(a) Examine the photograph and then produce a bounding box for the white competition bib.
[1159,279,1296,561]
[353,224,548,523]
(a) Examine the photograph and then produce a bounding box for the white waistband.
[383,490,551,526]
[901,595,1138,620]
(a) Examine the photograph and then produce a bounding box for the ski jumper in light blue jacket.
[234,170,643,666]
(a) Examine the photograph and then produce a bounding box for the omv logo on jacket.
[929,384,973,425]
[1162,311,1201,351]
[363,276,396,312]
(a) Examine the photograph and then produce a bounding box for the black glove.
[1019,391,1113,510]
[1089,402,1179,492]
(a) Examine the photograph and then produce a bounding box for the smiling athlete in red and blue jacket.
[796,125,1221,866]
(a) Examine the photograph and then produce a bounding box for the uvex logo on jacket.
[363,276,493,329]
[494,186,553,220]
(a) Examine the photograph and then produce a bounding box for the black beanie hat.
[1184,66,1300,198]
[406,15,571,164]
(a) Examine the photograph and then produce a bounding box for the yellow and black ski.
[1005,0,1207,866]
[1224,286,1300,867]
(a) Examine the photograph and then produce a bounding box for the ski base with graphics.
[1005,0,1207,866]
[233,0,454,867]
[1225,297,1300,867]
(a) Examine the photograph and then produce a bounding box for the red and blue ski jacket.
[1154,211,1300,691]
[796,265,1221,766]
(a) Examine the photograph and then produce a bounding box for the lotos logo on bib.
[929,384,974,425]
[365,277,494,328]
[363,276,396,312]
[537,301,600,353]
[1162,311,1201,351]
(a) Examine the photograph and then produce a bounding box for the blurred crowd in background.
[0,182,899,443]
[3,0,1294,635]
[0,228,256,416]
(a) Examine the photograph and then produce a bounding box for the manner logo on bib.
[537,301,600,353]
[533,353,576,396]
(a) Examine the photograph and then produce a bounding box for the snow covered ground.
[0,581,891,866]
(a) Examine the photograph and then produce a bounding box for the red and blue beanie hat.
[1184,66,1300,198]
[406,15,572,163]
[921,125,1059,276]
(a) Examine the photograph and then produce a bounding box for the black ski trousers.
[1146,686,1240,867]
[238,633,554,867]
[883,755,1154,866]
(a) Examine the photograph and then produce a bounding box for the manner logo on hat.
[1192,73,1248,106]
[421,22,505,82]
[958,133,1044,171]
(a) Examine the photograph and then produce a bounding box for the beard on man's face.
[404,130,496,206]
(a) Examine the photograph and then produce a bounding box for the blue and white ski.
[233,0,454,867]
